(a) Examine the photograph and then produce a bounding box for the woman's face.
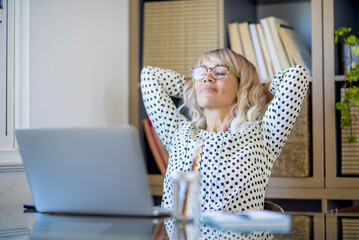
[194,60,239,110]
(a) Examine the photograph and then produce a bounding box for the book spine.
[228,22,243,55]
[267,17,291,70]
[260,18,282,73]
[256,24,274,79]
[142,118,168,175]
[238,22,260,77]
[249,23,268,83]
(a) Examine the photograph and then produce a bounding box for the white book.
[256,24,274,79]
[266,16,291,70]
[249,23,268,83]
[260,18,282,74]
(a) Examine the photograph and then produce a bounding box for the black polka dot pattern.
[141,65,309,214]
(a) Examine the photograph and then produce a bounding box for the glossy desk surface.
[0,205,336,240]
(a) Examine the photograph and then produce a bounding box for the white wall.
[30,0,129,127]
[0,0,129,204]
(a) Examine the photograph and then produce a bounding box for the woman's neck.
[205,107,233,132]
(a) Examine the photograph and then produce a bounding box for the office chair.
[264,201,284,213]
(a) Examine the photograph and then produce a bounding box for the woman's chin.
[198,103,219,110]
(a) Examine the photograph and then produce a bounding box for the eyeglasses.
[191,65,240,81]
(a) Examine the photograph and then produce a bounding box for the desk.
[1,205,357,240]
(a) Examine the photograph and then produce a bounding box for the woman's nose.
[203,72,214,82]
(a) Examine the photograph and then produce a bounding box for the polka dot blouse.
[141,65,309,213]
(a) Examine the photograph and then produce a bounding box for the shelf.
[268,177,323,188]
[326,178,359,190]
[334,75,345,81]
[324,0,359,190]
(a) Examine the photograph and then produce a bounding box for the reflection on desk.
[8,205,358,239]
[163,218,275,240]
[31,214,154,240]
[30,214,283,240]
[29,214,278,240]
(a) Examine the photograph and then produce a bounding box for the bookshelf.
[220,0,325,191]
[324,0,359,191]
[130,0,359,230]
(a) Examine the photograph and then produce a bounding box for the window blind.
[142,0,220,77]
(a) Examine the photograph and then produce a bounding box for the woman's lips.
[201,86,217,93]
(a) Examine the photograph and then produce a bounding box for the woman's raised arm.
[141,66,188,151]
[261,65,309,159]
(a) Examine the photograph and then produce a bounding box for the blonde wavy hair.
[179,48,267,132]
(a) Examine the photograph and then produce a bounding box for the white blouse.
[141,65,309,213]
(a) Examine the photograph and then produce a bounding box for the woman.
[141,48,309,213]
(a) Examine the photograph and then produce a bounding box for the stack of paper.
[201,210,291,232]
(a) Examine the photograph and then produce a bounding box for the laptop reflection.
[30,214,154,240]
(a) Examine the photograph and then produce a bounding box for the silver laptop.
[15,125,169,217]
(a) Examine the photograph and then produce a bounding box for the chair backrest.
[264,201,284,213]
[327,205,359,213]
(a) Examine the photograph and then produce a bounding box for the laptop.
[15,125,170,217]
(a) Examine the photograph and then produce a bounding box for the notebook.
[201,210,291,232]
[15,125,170,217]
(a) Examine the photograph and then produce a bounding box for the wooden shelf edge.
[334,75,345,81]
[266,187,359,200]
[268,177,323,188]
[326,177,359,189]
[265,188,326,199]
[326,188,359,199]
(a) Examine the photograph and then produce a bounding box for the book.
[266,16,292,70]
[260,18,282,74]
[283,39,295,67]
[260,17,291,73]
[142,118,169,175]
[237,22,259,77]
[256,23,274,79]
[228,22,243,55]
[201,210,291,232]
[277,24,312,75]
[249,23,268,83]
